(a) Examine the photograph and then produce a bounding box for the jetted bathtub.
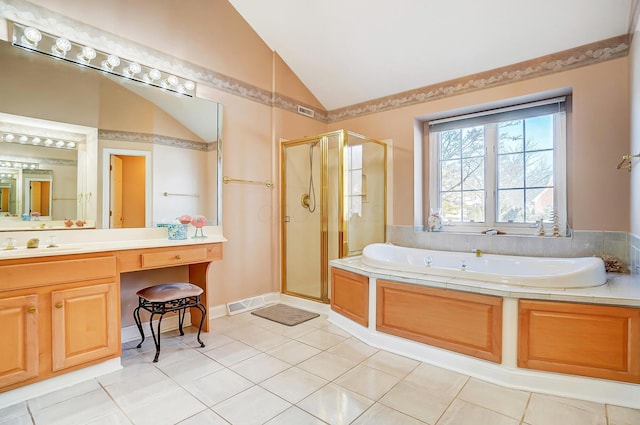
[361,243,607,288]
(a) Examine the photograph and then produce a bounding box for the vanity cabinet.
[0,253,120,392]
[518,299,640,383]
[0,294,39,388]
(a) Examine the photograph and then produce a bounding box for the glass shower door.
[282,137,324,301]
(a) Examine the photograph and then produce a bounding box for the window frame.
[427,98,567,235]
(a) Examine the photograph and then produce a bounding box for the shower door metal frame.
[280,130,346,303]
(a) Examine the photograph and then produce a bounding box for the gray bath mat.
[251,304,319,326]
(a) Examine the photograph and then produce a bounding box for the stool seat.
[133,282,206,362]
[136,282,203,302]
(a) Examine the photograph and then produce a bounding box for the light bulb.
[143,68,162,83]
[44,139,53,146]
[77,46,97,63]
[66,141,76,149]
[184,80,195,91]
[21,27,42,47]
[31,138,42,145]
[3,134,14,142]
[123,62,142,77]
[19,135,28,143]
[102,54,120,71]
[51,37,72,56]
[55,140,65,148]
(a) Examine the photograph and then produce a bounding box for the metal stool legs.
[133,294,206,362]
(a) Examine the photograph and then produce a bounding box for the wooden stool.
[133,282,206,362]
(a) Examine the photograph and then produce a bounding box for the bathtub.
[361,243,607,288]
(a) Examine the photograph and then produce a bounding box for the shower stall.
[281,130,387,303]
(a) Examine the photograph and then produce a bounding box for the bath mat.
[251,304,319,326]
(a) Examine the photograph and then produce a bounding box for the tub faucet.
[473,249,483,257]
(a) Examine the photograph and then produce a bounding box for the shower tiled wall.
[387,225,635,272]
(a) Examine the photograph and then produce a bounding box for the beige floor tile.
[203,339,261,366]
[352,402,426,425]
[335,364,400,400]
[607,404,640,425]
[403,363,468,399]
[437,399,519,425]
[297,329,348,350]
[260,367,328,404]
[237,328,292,351]
[28,379,102,412]
[123,387,206,425]
[213,386,291,425]
[264,406,328,425]
[182,368,253,407]
[298,383,374,425]
[326,338,379,363]
[103,368,180,411]
[0,415,33,425]
[457,378,530,420]
[177,408,229,424]
[380,381,451,424]
[155,352,224,385]
[267,340,322,365]
[0,402,30,424]
[229,352,291,383]
[362,350,420,378]
[85,411,132,425]
[524,393,606,425]
[269,322,317,339]
[30,389,120,425]
[297,351,358,381]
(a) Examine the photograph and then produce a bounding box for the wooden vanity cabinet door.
[0,294,39,388]
[51,282,120,371]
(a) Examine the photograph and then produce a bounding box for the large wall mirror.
[0,38,222,231]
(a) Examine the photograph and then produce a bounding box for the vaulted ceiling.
[228,0,635,110]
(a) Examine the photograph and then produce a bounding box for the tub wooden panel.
[376,280,502,363]
[519,300,640,383]
[330,268,369,326]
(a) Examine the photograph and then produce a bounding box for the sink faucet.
[473,249,483,257]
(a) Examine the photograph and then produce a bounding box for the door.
[109,155,123,228]
[51,283,119,371]
[0,294,39,388]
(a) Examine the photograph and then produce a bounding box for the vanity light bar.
[11,22,196,97]
[1,132,77,150]
[0,160,39,170]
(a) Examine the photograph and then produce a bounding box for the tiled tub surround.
[329,255,640,410]
[388,226,633,271]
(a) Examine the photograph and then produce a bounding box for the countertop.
[0,226,226,261]
[330,256,640,307]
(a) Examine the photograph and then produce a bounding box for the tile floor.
[3,307,640,425]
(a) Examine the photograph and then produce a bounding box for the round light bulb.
[52,37,72,56]
[77,46,97,63]
[44,139,53,146]
[19,135,28,143]
[4,134,14,142]
[27,137,38,145]
[66,141,76,149]
[21,27,42,47]
[144,68,162,83]
[102,54,120,71]
[123,62,142,77]
[55,140,65,148]
[184,80,195,91]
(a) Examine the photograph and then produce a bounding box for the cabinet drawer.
[141,247,209,268]
[0,256,117,292]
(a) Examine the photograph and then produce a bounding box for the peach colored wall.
[631,30,640,237]
[330,58,631,232]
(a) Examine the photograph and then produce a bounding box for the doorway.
[102,149,151,228]
[281,130,387,303]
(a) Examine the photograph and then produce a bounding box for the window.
[347,144,364,218]
[428,97,567,234]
